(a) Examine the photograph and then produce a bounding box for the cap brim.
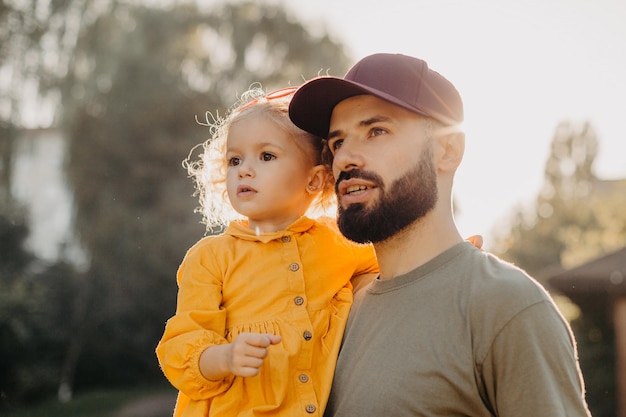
[289,77,428,139]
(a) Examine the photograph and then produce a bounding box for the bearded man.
[289,53,591,417]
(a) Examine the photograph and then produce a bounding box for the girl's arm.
[156,243,233,400]
[351,273,378,294]
[199,333,282,380]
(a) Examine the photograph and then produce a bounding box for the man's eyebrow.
[327,115,393,140]
[327,129,342,141]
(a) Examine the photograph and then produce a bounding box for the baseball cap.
[289,53,463,139]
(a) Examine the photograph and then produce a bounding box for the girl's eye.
[261,152,276,161]
[227,157,240,167]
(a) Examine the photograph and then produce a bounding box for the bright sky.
[285,0,626,248]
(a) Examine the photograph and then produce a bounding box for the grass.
[0,385,175,417]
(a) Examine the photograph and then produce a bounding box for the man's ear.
[437,131,465,172]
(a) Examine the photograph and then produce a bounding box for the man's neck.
[373,212,463,280]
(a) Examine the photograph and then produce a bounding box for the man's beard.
[336,147,438,244]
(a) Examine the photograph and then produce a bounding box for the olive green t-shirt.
[324,242,590,417]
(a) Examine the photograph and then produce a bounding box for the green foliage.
[0,0,71,126]
[493,121,625,277]
[0,208,33,402]
[0,206,84,407]
[0,207,31,277]
[571,315,616,417]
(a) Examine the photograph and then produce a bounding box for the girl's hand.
[466,234,483,249]
[227,333,282,377]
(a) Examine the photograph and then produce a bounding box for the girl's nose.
[238,161,254,178]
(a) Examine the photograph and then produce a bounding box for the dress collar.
[226,216,316,243]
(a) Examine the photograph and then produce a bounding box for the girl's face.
[225,113,318,233]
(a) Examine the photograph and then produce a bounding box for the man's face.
[327,95,438,243]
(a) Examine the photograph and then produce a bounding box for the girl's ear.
[306,165,327,193]
[437,131,465,173]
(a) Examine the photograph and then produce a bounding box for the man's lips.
[337,178,377,205]
[337,178,376,196]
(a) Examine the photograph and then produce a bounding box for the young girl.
[156,85,379,416]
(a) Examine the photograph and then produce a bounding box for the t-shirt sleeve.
[479,300,591,417]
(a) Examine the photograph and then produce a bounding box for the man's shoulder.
[463,247,551,305]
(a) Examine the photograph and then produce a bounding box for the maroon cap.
[289,53,463,139]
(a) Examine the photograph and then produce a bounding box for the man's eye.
[370,127,387,137]
[329,139,343,153]
[261,152,276,161]
[228,157,240,166]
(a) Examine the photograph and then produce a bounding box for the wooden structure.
[549,246,626,417]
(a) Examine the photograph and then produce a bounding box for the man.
[289,53,591,416]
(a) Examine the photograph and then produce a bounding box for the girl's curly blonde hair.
[185,85,336,233]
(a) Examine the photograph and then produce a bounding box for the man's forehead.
[330,96,423,131]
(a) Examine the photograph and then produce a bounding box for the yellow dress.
[156,216,378,416]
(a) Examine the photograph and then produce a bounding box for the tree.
[0,201,85,407]
[0,206,35,407]
[493,121,611,278]
[0,206,32,382]
[493,120,625,417]
[1,0,86,200]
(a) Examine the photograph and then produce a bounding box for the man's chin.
[338,198,365,211]
[336,204,373,244]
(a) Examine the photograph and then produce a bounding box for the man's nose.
[332,139,364,177]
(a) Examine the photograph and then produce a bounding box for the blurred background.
[1,0,624,416]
